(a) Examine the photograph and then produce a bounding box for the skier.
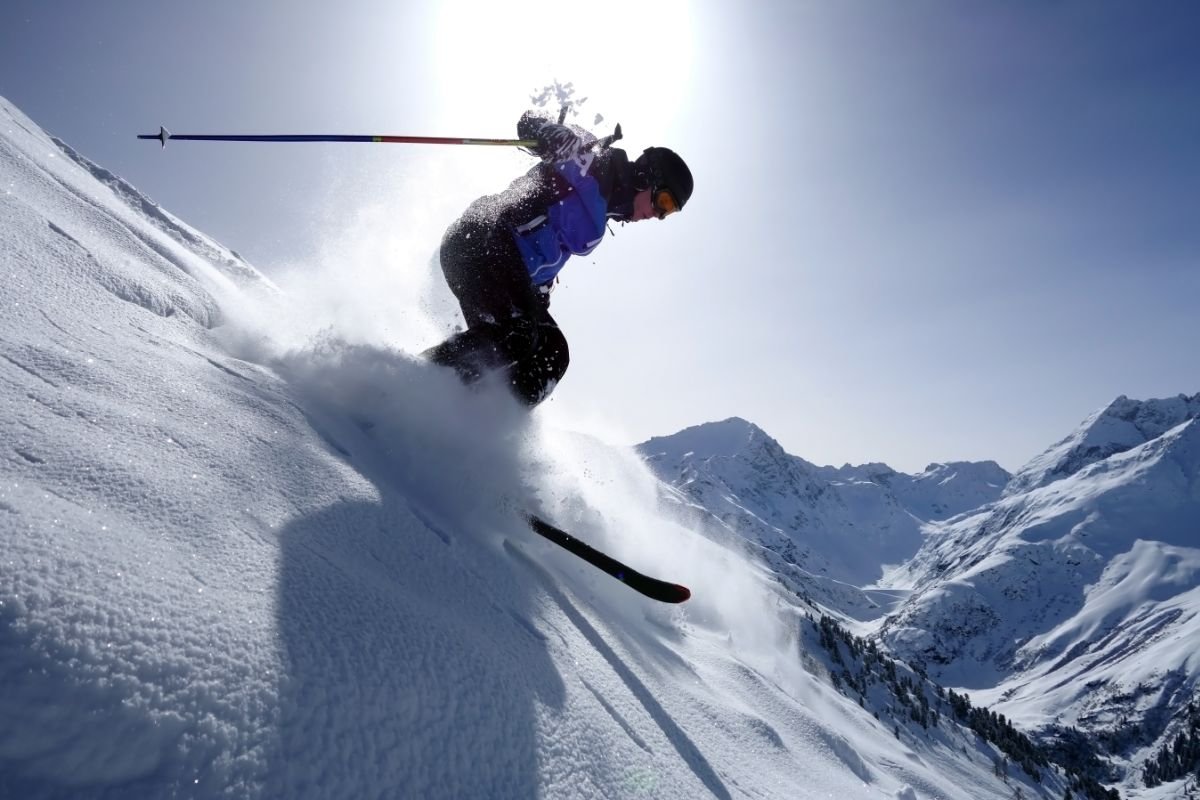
[423,111,693,406]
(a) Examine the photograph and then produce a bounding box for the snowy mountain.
[639,405,1200,797]
[817,460,1011,523]
[639,419,1009,620]
[0,95,1071,799]
[879,395,1200,792]
[1004,394,1200,497]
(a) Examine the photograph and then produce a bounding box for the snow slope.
[0,96,1041,798]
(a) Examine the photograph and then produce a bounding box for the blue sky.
[3,1,1198,472]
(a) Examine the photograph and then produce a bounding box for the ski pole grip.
[590,123,623,152]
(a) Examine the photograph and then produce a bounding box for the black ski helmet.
[634,147,693,210]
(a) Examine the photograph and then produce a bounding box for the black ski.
[526,515,691,604]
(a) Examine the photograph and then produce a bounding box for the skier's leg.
[426,215,543,385]
[422,326,504,383]
[508,313,569,406]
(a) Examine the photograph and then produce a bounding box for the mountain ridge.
[1005,392,1200,497]
[640,398,1198,795]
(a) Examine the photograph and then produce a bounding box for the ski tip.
[671,584,692,603]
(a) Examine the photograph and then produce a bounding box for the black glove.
[518,112,585,164]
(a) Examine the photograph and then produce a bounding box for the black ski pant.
[424,213,569,406]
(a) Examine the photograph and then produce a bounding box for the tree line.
[811,613,1120,800]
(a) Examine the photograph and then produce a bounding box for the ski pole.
[137,126,536,149]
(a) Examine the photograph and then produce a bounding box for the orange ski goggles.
[653,187,680,219]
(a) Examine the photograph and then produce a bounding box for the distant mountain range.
[640,395,1200,793]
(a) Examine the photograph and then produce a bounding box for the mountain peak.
[1006,392,1200,496]
[1098,392,1199,426]
[637,417,779,465]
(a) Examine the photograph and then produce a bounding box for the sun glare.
[431,0,694,137]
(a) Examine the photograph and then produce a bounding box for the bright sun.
[431,0,694,137]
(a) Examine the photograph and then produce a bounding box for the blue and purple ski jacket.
[510,155,610,288]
